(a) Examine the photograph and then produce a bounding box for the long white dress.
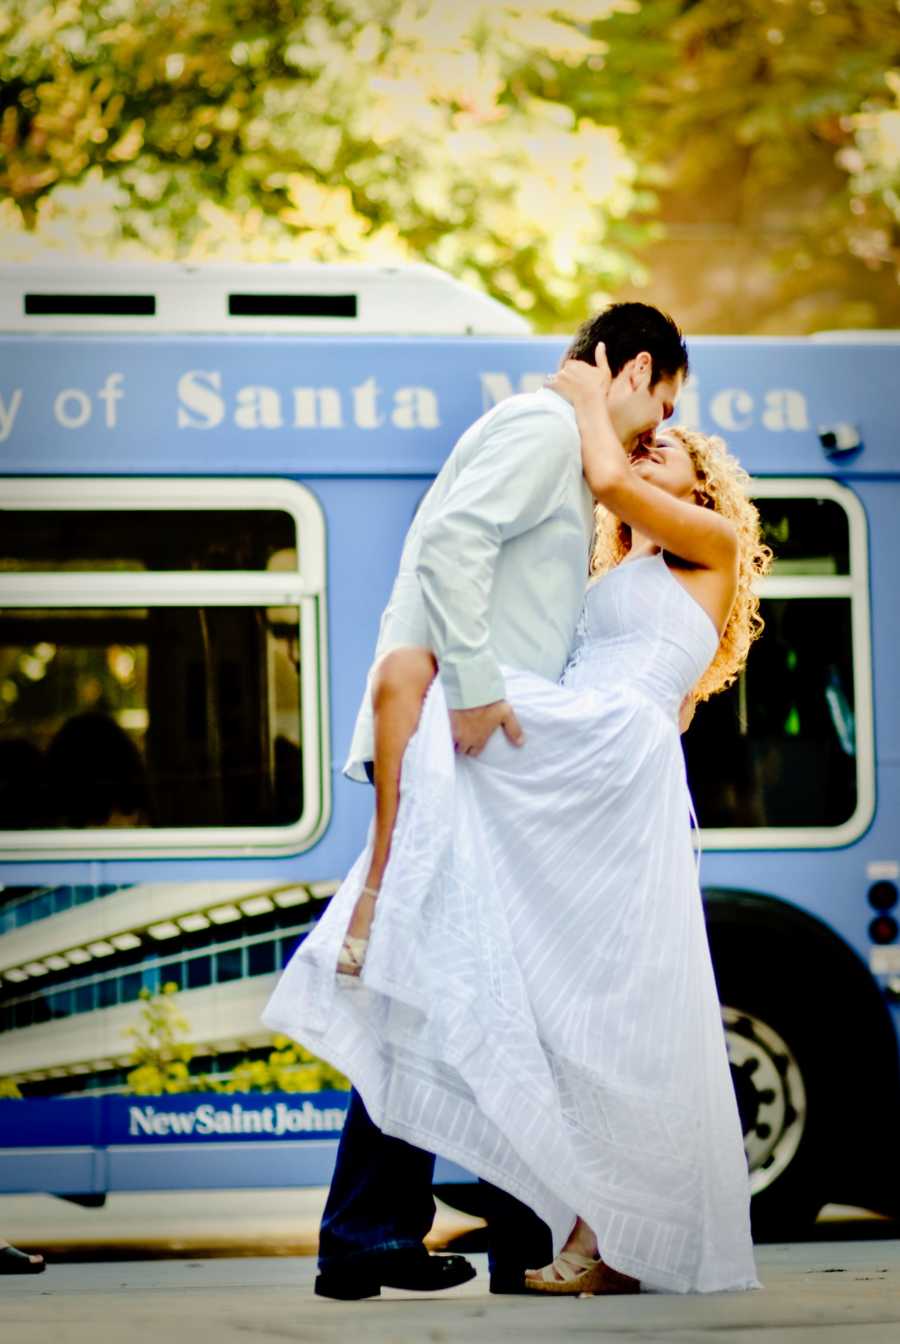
[263,552,760,1294]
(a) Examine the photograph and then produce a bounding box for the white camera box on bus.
[0,262,899,1233]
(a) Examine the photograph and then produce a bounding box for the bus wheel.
[722,1002,825,1238]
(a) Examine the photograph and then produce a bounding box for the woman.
[263,348,772,1296]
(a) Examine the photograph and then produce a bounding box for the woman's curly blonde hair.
[590,426,773,703]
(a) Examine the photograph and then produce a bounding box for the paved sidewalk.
[0,1187,484,1259]
[3,1188,894,1262]
[4,1244,900,1344]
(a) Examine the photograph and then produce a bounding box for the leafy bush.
[123,982,347,1095]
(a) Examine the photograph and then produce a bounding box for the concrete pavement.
[0,1186,484,1259]
[3,1187,896,1262]
[4,1244,900,1344]
[4,1190,900,1341]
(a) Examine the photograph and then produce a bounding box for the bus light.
[868,881,898,911]
[869,915,899,945]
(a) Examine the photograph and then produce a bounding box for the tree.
[1,1,897,332]
[0,0,645,329]
[842,69,900,273]
[123,981,201,1095]
[567,0,900,330]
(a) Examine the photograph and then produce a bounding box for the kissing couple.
[264,301,771,1300]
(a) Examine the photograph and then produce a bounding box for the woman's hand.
[548,344,622,493]
[547,344,613,409]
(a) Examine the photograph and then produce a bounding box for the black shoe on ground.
[0,1245,46,1274]
[315,1247,477,1300]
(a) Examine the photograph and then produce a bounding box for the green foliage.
[575,0,900,329]
[123,981,201,1095]
[0,1077,23,1098]
[221,1038,349,1093]
[0,0,645,329]
[1,1,898,330]
[842,69,900,269]
[122,981,347,1094]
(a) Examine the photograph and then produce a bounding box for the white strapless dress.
[263,553,760,1294]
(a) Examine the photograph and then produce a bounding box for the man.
[316,302,688,1301]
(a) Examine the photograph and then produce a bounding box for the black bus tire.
[712,937,832,1240]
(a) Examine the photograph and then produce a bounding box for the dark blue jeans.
[318,1087,552,1277]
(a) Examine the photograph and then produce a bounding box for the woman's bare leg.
[344,646,437,942]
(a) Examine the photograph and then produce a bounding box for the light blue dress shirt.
[345,388,595,780]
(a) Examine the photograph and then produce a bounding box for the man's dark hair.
[566,302,688,387]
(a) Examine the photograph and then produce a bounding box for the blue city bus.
[0,263,898,1236]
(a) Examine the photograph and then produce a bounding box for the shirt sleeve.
[415,401,580,710]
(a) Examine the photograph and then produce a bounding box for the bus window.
[0,606,302,828]
[0,509,298,573]
[684,478,873,849]
[0,480,329,857]
[755,496,850,576]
